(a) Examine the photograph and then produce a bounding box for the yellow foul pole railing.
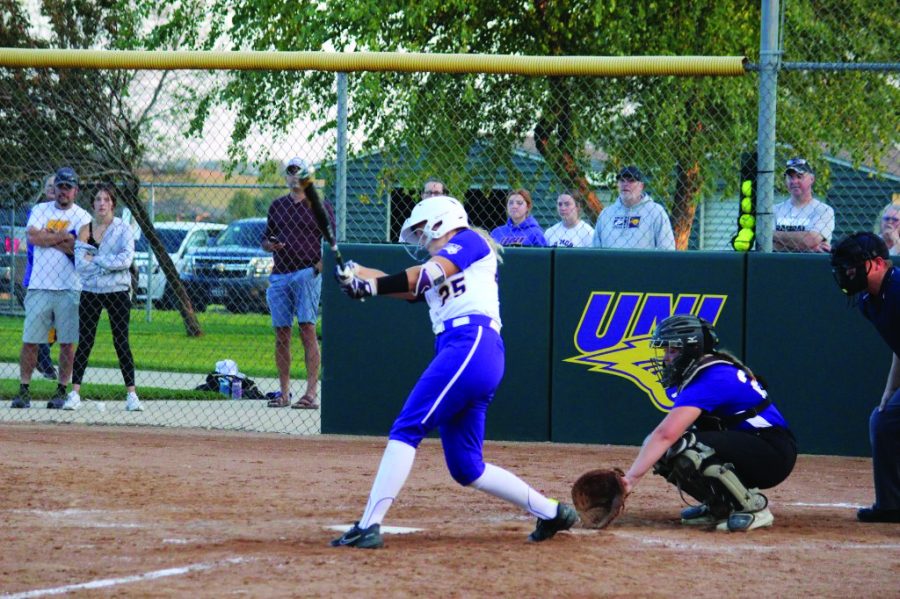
[0,49,747,77]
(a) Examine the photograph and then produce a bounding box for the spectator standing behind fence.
[262,157,330,410]
[65,185,141,412]
[877,203,900,256]
[772,157,834,253]
[544,192,594,248]
[422,178,448,199]
[490,189,548,247]
[11,167,91,409]
[830,232,900,523]
[592,166,675,250]
[24,174,59,380]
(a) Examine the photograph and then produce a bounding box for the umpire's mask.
[830,232,888,296]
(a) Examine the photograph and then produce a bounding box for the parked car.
[133,222,226,309]
[180,218,273,313]
[0,225,28,307]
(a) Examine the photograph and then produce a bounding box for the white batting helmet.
[399,195,469,246]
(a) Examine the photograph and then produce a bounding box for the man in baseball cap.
[772,156,834,252]
[54,166,80,188]
[284,157,312,180]
[592,164,675,250]
[263,157,330,410]
[12,166,91,409]
[783,157,815,176]
[617,165,645,182]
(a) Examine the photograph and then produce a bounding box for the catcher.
[574,315,797,532]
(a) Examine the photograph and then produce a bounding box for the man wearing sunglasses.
[261,157,331,410]
[772,157,834,253]
[12,167,91,409]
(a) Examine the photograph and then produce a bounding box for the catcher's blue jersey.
[669,363,790,431]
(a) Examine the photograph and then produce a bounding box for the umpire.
[831,232,900,523]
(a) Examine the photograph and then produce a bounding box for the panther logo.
[566,292,727,411]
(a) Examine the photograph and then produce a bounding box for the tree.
[158,0,897,249]
[0,0,209,334]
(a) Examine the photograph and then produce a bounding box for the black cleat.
[680,503,720,526]
[330,522,384,549]
[47,389,67,410]
[857,507,900,523]
[528,502,577,542]
[11,391,31,409]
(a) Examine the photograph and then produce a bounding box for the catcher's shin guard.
[701,462,768,514]
[655,432,765,519]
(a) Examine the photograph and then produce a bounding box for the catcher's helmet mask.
[650,315,719,388]
[830,232,889,297]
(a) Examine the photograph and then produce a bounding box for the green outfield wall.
[322,245,885,456]
[550,250,745,446]
[745,253,885,456]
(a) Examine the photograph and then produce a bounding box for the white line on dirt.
[12,508,145,529]
[613,531,900,552]
[787,502,865,508]
[1,557,249,599]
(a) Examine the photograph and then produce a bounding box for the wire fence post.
[336,72,348,243]
[145,182,156,322]
[755,0,781,253]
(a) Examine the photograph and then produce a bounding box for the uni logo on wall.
[565,292,727,411]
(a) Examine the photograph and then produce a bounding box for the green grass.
[0,378,225,401]
[0,308,320,378]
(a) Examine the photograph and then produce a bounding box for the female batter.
[331,195,575,548]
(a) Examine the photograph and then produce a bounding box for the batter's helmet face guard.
[399,195,469,261]
[650,315,719,387]
[830,232,889,296]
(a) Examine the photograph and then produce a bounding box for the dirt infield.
[1,424,898,598]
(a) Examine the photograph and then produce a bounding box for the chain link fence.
[1,37,897,432]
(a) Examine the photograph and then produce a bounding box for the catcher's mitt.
[571,467,627,529]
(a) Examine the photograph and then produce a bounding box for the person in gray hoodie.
[64,184,142,412]
[592,166,675,250]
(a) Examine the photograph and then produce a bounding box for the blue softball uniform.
[388,229,505,486]
[858,266,900,510]
[668,360,796,490]
[669,363,790,432]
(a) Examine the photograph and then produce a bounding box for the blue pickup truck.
[180,218,273,313]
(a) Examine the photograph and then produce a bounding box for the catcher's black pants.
[73,290,135,387]
[695,426,797,490]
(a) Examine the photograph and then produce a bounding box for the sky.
[22,0,335,166]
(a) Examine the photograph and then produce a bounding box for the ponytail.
[471,226,504,264]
